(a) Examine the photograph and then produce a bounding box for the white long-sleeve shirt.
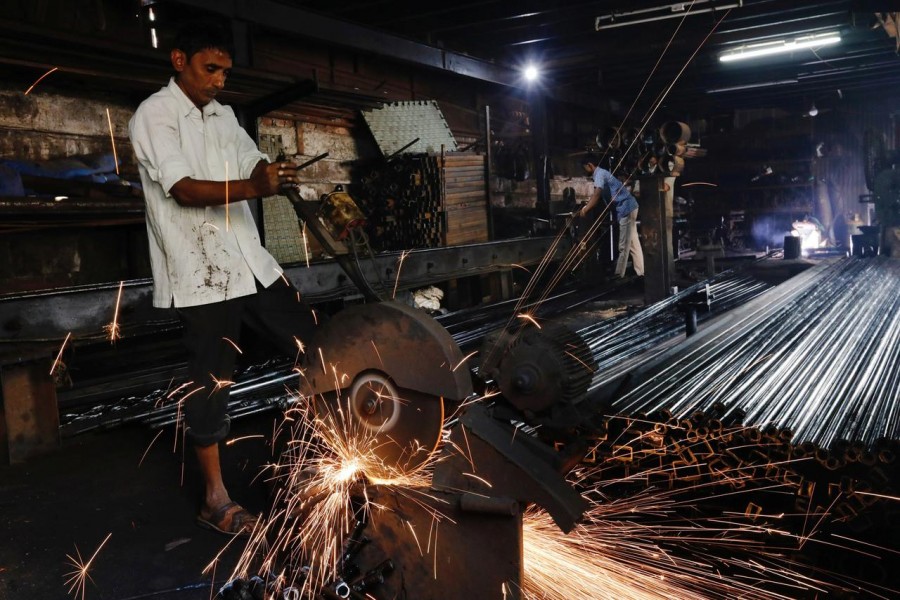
[129,78,281,308]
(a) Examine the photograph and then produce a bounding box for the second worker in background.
[578,155,645,279]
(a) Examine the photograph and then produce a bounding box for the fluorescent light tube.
[719,32,841,62]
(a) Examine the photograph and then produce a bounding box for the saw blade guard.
[302,300,473,402]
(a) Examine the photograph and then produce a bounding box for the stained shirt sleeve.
[128,101,195,196]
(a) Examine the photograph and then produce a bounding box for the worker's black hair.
[580,153,599,166]
[173,20,234,60]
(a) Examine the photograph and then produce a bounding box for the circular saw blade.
[314,375,445,480]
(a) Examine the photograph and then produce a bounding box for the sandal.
[196,501,258,536]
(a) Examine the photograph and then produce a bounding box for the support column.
[1,360,59,464]
[639,175,675,303]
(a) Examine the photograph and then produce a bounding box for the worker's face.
[582,162,595,175]
[171,47,232,108]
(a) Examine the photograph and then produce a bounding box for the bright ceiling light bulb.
[523,64,539,82]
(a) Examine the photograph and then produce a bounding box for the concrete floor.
[0,414,275,600]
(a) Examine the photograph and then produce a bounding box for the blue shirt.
[593,167,639,220]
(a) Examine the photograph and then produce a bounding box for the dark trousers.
[176,279,318,446]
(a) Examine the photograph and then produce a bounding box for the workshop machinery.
[220,207,900,599]
[220,184,600,599]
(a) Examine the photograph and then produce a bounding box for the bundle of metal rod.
[57,283,611,435]
[581,272,772,390]
[58,359,300,436]
[608,257,900,449]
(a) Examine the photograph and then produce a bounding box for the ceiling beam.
[169,0,518,86]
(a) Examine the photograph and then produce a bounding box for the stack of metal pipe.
[581,271,772,388]
[605,257,900,450]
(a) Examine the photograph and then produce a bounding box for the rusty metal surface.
[351,486,522,600]
[1,360,59,463]
[303,300,473,402]
[0,236,569,349]
[432,404,586,533]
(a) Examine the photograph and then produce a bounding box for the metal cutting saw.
[273,173,596,599]
[284,180,473,476]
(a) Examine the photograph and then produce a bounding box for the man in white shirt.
[129,21,317,536]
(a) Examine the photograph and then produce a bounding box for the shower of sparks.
[523,506,779,600]
[50,332,72,376]
[209,380,897,600]
[63,533,112,600]
[104,108,120,175]
[524,477,842,599]
[103,281,124,344]
[229,393,447,596]
[24,66,58,95]
[392,250,410,299]
[224,161,230,231]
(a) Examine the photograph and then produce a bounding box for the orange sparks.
[461,472,492,488]
[452,350,478,372]
[564,350,596,374]
[103,281,124,344]
[50,332,72,376]
[222,337,243,354]
[228,397,445,596]
[301,223,311,268]
[138,430,165,468]
[392,250,410,299]
[210,375,234,393]
[680,182,718,188]
[517,313,542,329]
[63,532,112,600]
[25,66,58,95]
[370,340,385,368]
[226,434,265,445]
[104,108,120,175]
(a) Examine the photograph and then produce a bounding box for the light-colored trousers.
[616,208,644,277]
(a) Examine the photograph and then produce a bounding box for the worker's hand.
[577,205,588,218]
[251,160,299,197]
